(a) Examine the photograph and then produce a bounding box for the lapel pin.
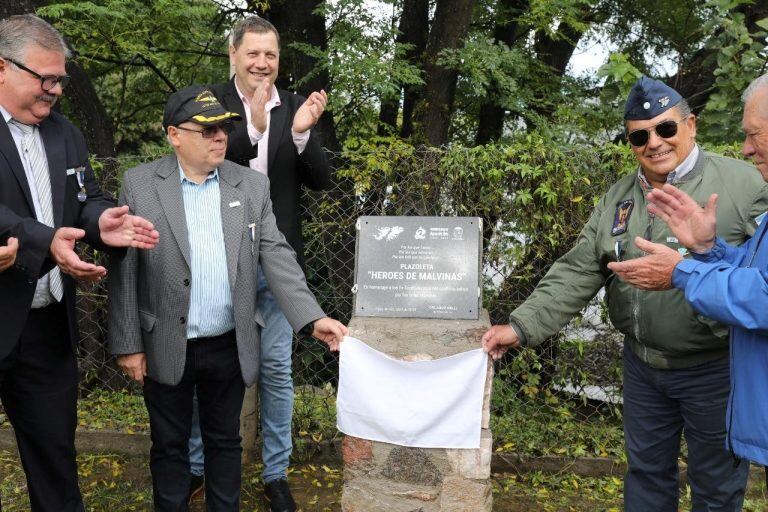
[229,200,241,208]
[75,166,87,202]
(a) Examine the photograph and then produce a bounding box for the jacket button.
[183,279,190,286]
[180,316,186,324]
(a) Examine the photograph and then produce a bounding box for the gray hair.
[0,14,71,63]
[231,16,280,50]
[676,98,692,118]
[742,74,768,104]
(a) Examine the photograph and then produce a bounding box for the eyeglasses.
[174,123,234,138]
[627,117,688,147]
[4,57,70,92]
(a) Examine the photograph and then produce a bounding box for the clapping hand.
[608,237,683,290]
[292,90,327,134]
[99,205,159,249]
[50,227,106,281]
[647,184,717,254]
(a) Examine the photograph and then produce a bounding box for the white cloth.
[337,336,488,449]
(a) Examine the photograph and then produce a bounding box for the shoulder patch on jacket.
[611,200,634,236]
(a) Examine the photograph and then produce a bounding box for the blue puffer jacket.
[673,214,768,465]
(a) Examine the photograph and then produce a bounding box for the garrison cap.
[623,76,683,121]
[163,85,241,129]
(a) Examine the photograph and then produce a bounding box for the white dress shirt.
[233,80,310,175]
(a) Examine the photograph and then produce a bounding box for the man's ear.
[166,127,181,149]
[686,114,697,140]
[0,56,9,84]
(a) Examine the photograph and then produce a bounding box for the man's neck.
[178,156,215,184]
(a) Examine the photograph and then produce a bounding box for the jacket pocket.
[254,310,266,328]
[138,310,156,333]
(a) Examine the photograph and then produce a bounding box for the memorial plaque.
[353,216,481,319]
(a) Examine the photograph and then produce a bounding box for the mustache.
[37,93,57,103]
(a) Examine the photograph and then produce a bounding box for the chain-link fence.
[28,141,637,459]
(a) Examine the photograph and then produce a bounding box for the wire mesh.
[35,144,626,457]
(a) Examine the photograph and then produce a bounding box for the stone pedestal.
[341,311,493,512]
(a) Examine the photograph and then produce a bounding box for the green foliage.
[597,53,642,109]
[298,0,423,139]
[40,0,230,151]
[698,1,768,143]
[491,373,624,458]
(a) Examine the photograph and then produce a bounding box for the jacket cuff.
[671,259,701,290]
[691,237,727,263]
[508,316,528,347]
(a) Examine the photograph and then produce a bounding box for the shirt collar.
[637,144,700,190]
[234,78,281,111]
[179,163,219,184]
[0,105,12,124]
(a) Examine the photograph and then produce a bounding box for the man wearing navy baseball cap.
[108,85,348,511]
[482,76,768,510]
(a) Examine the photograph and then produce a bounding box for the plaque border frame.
[351,215,483,320]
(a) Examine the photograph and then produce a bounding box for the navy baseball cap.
[623,76,683,121]
[163,85,241,129]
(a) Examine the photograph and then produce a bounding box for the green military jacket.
[510,150,768,369]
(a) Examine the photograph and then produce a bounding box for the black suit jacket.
[0,111,114,358]
[210,78,330,267]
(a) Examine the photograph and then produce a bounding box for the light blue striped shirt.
[179,166,235,338]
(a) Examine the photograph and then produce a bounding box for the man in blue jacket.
[610,73,768,467]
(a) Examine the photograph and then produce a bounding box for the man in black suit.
[187,16,331,512]
[0,15,158,511]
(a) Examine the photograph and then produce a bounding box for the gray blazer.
[107,155,325,386]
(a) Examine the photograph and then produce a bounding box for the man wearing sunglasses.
[0,15,159,512]
[107,85,347,511]
[610,73,768,483]
[481,75,768,511]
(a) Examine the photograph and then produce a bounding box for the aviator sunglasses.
[627,117,688,147]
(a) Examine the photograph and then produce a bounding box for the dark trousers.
[143,330,245,512]
[623,345,749,512]
[0,303,84,512]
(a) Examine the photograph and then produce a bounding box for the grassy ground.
[2,450,767,511]
[4,389,765,510]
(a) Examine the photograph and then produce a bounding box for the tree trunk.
[475,0,530,145]
[377,0,429,137]
[266,0,341,151]
[65,62,117,158]
[526,7,603,124]
[415,0,476,146]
